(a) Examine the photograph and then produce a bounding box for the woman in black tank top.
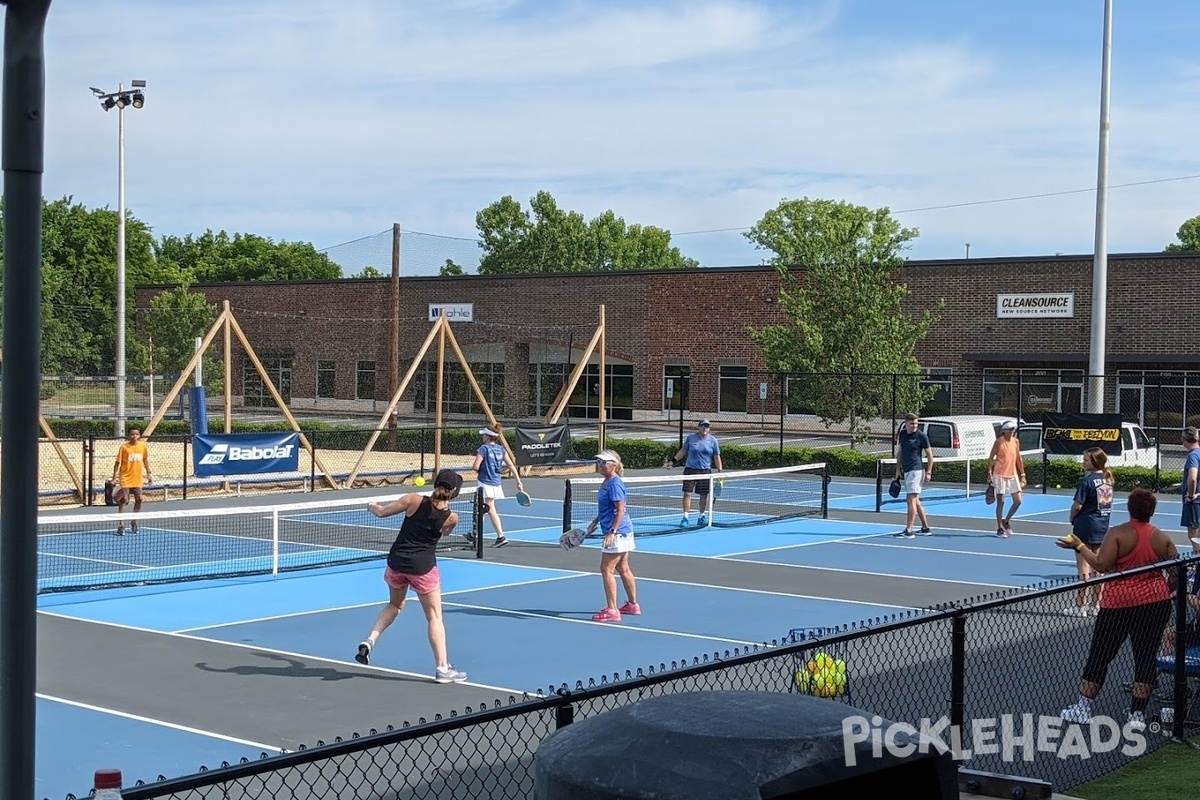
[353,469,471,684]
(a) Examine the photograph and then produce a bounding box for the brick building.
[141,250,1200,428]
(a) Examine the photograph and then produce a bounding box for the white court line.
[712,558,1017,589]
[845,540,1075,564]
[174,572,590,632]
[38,692,283,753]
[634,575,923,611]
[441,600,760,647]
[37,611,523,696]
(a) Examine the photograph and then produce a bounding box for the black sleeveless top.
[386,496,452,575]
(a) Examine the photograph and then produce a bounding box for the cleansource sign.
[429,303,474,322]
[193,432,301,477]
[996,293,1074,318]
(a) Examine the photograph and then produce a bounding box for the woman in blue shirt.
[473,424,524,548]
[1065,447,1115,617]
[587,449,639,622]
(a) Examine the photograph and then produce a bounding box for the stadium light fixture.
[91,80,148,435]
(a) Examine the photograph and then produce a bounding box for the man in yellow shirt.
[113,426,153,535]
[987,420,1026,538]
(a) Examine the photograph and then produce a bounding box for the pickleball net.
[874,450,1044,511]
[36,486,484,593]
[562,462,829,537]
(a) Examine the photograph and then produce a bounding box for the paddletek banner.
[193,432,300,477]
[513,424,573,466]
[1040,413,1123,456]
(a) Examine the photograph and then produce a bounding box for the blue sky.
[42,0,1200,274]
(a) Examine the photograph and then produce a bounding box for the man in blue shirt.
[1181,427,1200,553]
[664,419,724,526]
[893,413,934,539]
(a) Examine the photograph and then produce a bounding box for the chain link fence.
[53,557,1195,800]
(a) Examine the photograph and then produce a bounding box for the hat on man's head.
[479,428,499,438]
[698,419,711,428]
[1001,420,1017,431]
[433,468,463,495]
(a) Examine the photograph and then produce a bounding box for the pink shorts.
[384,565,440,595]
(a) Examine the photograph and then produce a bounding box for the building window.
[356,360,376,401]
[663,365,690,412]
[1118,371,1197,433]
[920,368,952,416]
[719,366,748,413]
[982,369,1083,422]
[568,364,633,421]
[243,355,292,408]
[411,360,506,416]
[527,362,566,418]
[316,359,336,399]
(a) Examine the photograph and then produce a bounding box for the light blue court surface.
[39,560,573,631]
[724,535,1079,588]
[110,571,909,694]
[37,695,276,800]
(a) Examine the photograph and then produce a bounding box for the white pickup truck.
[1019,422,1159,468]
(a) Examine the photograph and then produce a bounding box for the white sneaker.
[435,664,468,684]
[1062,606,1087,618]
[1126,711,1146,732]
[1061,702,1091,723]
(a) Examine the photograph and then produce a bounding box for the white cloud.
[36,0,1200,272]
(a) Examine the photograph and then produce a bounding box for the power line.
[670,173,1200,236]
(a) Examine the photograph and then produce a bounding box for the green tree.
[1165,215,1200,253]
[475,191,699,274]
[351,266,385,278]
[744,197,942,444]
[440,259,464,276]
[154,229,342,283]
[0,197,162,375]
[143,286,221,389]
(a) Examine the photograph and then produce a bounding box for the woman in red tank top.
[1057,488,1180,729]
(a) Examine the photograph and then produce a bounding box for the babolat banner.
[513,424,573,466]
[193,432,301,477]
[1041,412,1123,456]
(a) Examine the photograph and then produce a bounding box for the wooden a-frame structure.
[347,305,610,484]
[142,300,338,489]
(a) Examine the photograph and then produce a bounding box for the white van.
[1020,421,1158,469]
[895,415,1020,460]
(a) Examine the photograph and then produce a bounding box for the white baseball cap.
[1001,420,1017,431]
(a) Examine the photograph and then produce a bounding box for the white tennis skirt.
[601,533,636,554]
[480,483,505,501]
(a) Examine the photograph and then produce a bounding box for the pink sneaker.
[619,602,641,616]
[591,607,621,622]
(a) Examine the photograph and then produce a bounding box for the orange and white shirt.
[115,441,150,488]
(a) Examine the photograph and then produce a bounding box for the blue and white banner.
[193,432,300,477]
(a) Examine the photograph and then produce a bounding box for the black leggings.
[1082,601,1172,686]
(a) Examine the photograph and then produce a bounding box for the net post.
[474,486,484,559]
[562,479,572,534]
[874,459,883,513]
[271,507,280,577]
[821,463,829,518]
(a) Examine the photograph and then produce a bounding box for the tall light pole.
[1088,1,1112,412]
[91,80,146,435]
